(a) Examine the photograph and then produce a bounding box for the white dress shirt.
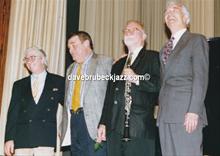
[129,46,143,65]
[172,28,187,49]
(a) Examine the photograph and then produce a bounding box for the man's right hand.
[4,140,14,156]
[97,124,106,143]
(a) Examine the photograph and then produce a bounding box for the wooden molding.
[0,0,11,113]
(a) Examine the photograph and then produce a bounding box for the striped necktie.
[32,76,39,102]
[72,64,82,111]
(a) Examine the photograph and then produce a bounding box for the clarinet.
[122,53,133,142]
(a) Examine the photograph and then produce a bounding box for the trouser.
[14,147,54,156]
[70,108,106,156]
[107,130,155,156]
[159,122,203,156]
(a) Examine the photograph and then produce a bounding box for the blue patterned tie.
[162,37,175,64]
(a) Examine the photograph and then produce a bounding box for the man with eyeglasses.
[97,20,160,156]
[4,47,65,156]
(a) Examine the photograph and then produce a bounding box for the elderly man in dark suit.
[157,2,209,156]
[97,20,160,156]
[4,47,65,156]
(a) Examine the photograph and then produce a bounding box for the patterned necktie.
[162,36,175,64]
[32,76,39,102]
[72,64,82,111]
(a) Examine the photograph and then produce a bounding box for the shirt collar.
[129,46,143,64]
[31,70,47,80]
[76,52,93,67]
[172,28,187,49]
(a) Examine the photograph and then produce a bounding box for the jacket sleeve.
[188,35,209,114]
[5,82,21,142]
[99,79,112,126]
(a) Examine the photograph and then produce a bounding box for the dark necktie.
[162,37,175,64]
[126,52,133,68]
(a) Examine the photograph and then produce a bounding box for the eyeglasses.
[23,56,41,62]
[123,27,143,34]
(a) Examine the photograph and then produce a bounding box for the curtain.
[0,0,11,112]
[79,0,215,60]
[214,0,220,36]
[0,0,66,155]
[182,0,214,38]
[79,0,144,59]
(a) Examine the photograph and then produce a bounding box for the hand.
[122,68,139,85]
[97,124,106,143]
[58,132,61,139]
[184,113,199,133]
[4,140,14,156]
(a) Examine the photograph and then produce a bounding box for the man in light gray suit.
[61,31,112,156]
[157,2,209,156]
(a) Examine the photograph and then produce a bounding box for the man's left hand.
[184,113,199,133]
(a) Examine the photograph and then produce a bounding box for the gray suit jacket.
[61,53,112,146]
[157,31,209,125]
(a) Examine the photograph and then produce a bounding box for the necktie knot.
[77,64,82,75]
[167,37,174,48]
[170,36,175,42]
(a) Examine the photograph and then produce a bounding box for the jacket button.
[114,101,118,105]
[115,87,119,91]
[51,97,54,100]
[29,120,32,123]
[42,119,46,122]
[23,110,27,113]
[47,108,50,111]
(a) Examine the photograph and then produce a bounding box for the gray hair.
[25,46,48,68]
[181,4,190,25]
[166,1,191,25]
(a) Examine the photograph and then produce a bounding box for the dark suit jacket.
[5,72,65,148]
[100,49,160,139]
[158,31,209,125]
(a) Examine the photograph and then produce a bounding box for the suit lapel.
[130,48,145,70]
[24,76,35,104]
[37,72,51,105]
[160,45,166,73]
[65,63,75,100]
[83,54,98,98]
[163,31,191,80]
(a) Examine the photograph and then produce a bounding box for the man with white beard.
[97,20,160,156]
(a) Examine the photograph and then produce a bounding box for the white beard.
[124,36,135,46]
